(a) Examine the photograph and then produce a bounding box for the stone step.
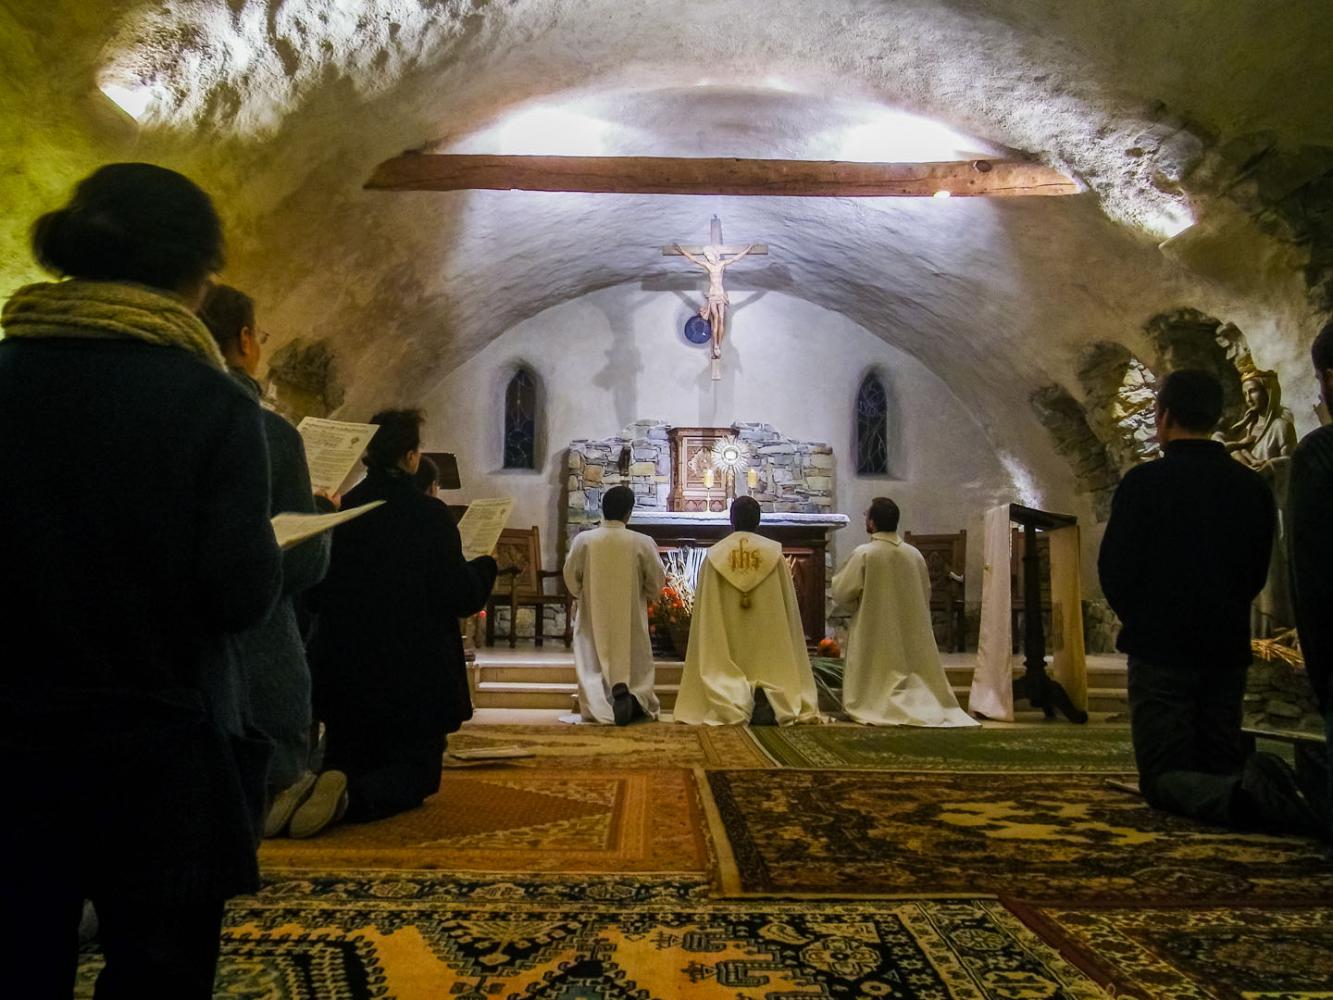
[471,675,1126,713]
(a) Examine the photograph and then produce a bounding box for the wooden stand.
[1009,503,1088,724]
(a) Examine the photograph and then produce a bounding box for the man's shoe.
[264,770,318,838]
[750,688,777,727]
[1240,752,1322,837]
[288,770,349,839]
[611,683,635,727]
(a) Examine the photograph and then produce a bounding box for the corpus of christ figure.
[662,216,767,379]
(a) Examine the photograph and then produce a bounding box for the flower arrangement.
[648,547,706,656]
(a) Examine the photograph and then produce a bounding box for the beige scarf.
[1,279,225,370]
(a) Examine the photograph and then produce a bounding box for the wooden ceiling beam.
[364,153,1080,197]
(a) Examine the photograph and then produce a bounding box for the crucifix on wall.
[662,215,767,380]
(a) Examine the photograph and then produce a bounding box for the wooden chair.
[484,525,573,648]
[904,530,967,652]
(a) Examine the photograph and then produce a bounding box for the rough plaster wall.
[416,285,1042,597]
[4,0,1332,506]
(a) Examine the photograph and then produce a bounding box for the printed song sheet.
[297,417,380,493]
[272,501,384,550]
[457,497,514,560]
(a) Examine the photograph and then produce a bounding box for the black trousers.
[2,882,224,999]
[323,728,446,823]
[1127,656,1248,826]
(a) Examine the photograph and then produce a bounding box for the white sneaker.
[263,770,319,838]
[288,770,349,839]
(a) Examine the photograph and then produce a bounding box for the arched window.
[856,373,889,475]
[503,368,537,469]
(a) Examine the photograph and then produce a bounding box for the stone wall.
[564,420,835,537]
[1245,660,1324,735]
[1029,385,1120,521]
[565,420,672,541]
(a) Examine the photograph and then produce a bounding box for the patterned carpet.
[1008,903,1333,999]
[77,873,1108,999]
[748,723,1140,771]
[261,768,706,874]
[703,769,1333,902]
[447,721,771,769]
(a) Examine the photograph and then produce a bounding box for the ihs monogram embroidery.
[730,537,763,608]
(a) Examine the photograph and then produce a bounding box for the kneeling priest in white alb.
[831,497,978,727]
[674,497,821,726]
[563,485,666,725]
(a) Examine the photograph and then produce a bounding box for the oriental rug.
[1007,902,1333,1000]
[76,873,1108,999]
[748,723,1140,771]
[447,721,770,769]
[702,769,1333,903]
[261,768,705,874]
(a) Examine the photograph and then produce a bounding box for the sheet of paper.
[271,500,384,550]
[456,497,514,560]
[296,417,380,493]
[448,746,535,760]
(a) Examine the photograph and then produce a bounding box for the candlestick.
[746,467,758,489]
[704,468,714,489]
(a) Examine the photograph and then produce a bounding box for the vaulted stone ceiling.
[5,0,1332,499]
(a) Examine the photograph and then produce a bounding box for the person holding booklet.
[0,163,281,997]
[296,409,498,836]
[199,283,334,837]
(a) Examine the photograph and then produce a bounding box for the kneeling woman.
[295,409,497,836]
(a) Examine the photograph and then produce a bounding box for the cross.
[662,215,767,380]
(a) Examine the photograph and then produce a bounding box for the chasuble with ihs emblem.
[673,532,821,726]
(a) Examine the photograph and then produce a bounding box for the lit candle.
[704,468,715,489]
[746,467,758,489]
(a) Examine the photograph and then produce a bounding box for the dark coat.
[227,370,331,791]
[1098,438,1274,670]
[1288,424,1333,712]
[308,466,497,740]
[0,337,282,904]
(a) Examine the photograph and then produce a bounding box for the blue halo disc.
[683,314,712,345]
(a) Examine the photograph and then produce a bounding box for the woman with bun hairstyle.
[0,163,282,997]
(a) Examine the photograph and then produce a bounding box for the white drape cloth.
[563,520,666,723]
[970,505,1016,720]
[832,532,978,727]
[968,505,1088,721]
[673,531,821,726]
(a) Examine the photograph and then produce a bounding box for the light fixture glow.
[452,101,610,157]
[835,108,1002,163]
[932,190,952,199]
[99,81,155,121]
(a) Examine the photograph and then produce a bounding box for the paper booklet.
[456,497,515,560]
[297,417,381,494]
[271,500,384,550]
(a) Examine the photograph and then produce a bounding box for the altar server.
[563,486,666,724]
[674,497,821,726]
[832,498,978,727]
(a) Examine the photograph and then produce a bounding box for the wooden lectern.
[1008,504,1087,723]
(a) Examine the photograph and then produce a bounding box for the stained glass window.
[503,368,537,469]
[856,373,889,475]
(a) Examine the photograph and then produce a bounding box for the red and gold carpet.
[1008,902,1333,999]
[261,767,706,875]
[702,769,1333,902]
